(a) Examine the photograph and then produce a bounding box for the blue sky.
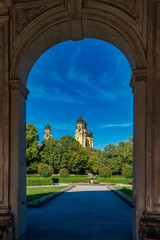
[27,39,133,150]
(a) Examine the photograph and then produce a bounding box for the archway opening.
[9,18,146,240]
[26,38,133,239]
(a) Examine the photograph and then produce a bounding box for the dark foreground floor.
[27,185,132,240]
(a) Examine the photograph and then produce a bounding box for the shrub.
[99,166,112,178]
[59,168,69,177]
[122,165,133,179]
[71,179,79,183]
[26,177,53,186]
[38,163,53,178]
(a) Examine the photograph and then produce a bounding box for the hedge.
[27,177,53,186]
[96,177,131,184]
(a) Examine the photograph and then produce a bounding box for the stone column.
[130,69,147,240]
[9,79,29,240]
[139,1,160,239]
[0,14,13,240]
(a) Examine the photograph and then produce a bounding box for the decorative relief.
[0,0,14,8]
[88,0,136,15]
[109,0,135,13]
[0,0,14,11]
[15,6,47,34]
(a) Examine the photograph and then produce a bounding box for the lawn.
[27,186,67,203]
[114,186,132,197]
[26,174,132,186]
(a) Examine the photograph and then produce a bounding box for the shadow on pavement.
[27,189,132,240]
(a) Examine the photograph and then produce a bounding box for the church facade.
[44,123,52,140]
[75,115,93,148]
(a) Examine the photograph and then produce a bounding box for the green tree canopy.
[26,124,40,173]
[99,137,133,174]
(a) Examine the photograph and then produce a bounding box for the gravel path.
[27,185,132,240]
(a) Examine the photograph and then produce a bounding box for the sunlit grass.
[114,186,132,197]
[26,186,67,202]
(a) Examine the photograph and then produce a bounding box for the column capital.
[130,68,147,93]
[9,79,30,100]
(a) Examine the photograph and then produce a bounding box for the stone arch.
[2,1,160,240]
[9,2,146,240]
[10,2,146,85]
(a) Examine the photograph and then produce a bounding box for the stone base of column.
[0,213,13,240]
[139,213,160,239]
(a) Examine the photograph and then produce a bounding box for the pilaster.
[139,1,160,239]
[9,79,29,240]
[0,12,13,240]
[130,68,147,240]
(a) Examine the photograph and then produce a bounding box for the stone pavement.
[27,185,132,240]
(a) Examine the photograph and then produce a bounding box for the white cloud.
[54,124,75,130]
[68,67,90,83]
[101,123,132,128]
[28,84,84,104]
[50,71,64,83]
[69,45,82,66]
[34,122,75,132]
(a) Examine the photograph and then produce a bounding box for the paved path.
[27,185,132,240]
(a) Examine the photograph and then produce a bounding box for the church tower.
[44,123,52,140]
[75,115,93,148]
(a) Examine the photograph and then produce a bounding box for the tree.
[40,138,60,167]
[118,139,133,166]
[26,124,40,173]
[86,148,101,174]
[68,148,88,174]
[60,135,81,150]
[98,137,133,175]
[40,136,81,173]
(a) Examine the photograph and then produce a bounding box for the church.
[44,122,52,140]
[43,115,94,148]
[75,115,94,148]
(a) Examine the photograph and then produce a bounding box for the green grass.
[114,186,132,197]
[26,174,132,185]
[26,186,67,202]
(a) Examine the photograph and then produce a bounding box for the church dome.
[84,128,93,136]
[45,123,51,130]
[77,115,83,124]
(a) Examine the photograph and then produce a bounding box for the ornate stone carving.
[110,0,135,13]
[0,0,14,8]
[87,0,137,15]
[15,6,47,34]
